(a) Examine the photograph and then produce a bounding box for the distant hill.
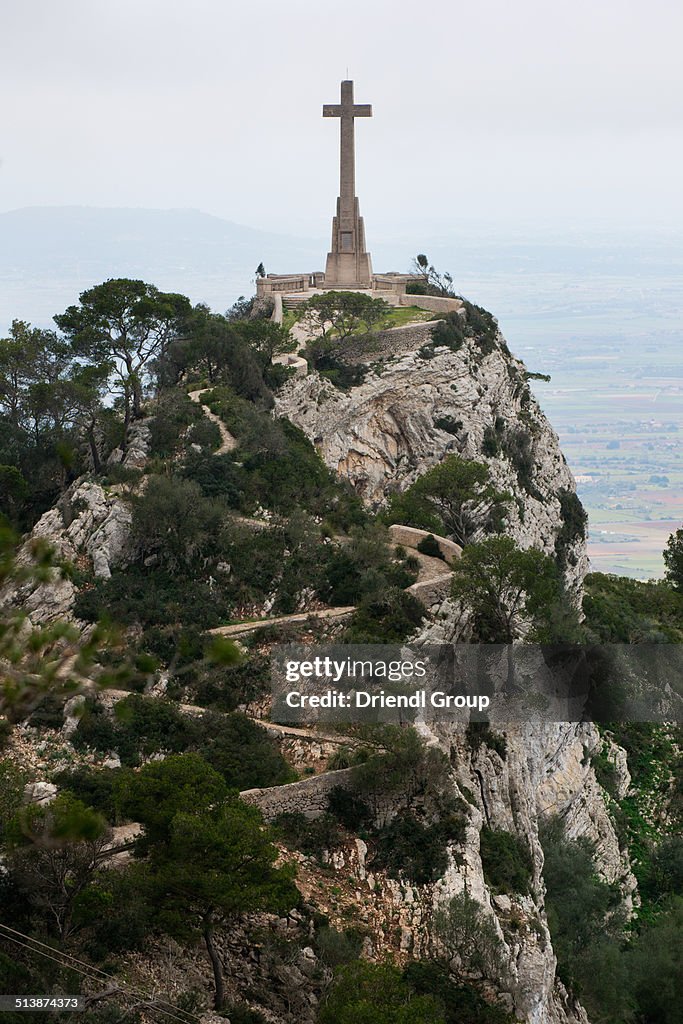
[0,206,326,328]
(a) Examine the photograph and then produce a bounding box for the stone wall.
[388,524,462,564]
[399,293,463,315]
[340,320,440,364]
[240,767,355,822]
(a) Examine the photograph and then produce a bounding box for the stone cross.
[323,80,371,211]
[322,81,373,288]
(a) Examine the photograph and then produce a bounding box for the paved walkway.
[208,605,356,638]
[188,389,236,454]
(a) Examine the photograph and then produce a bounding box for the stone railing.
[399,293,464,315]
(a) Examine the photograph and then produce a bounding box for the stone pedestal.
[324,197,373,288]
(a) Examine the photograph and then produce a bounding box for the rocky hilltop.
[2,293,678,1024]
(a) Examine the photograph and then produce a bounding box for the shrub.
[555,489,587,570]
[344,588,424,643]
[479,827,533,894]
[148,391,202,457]
[540,817,628,1020]
[223,1004,268,1024]
[315,926,364,967]
[319,961,446,1024]
[499,426,539,496]
[372,813,455,884]
[416,533,444,559]
[434,891,504,977]
[196,711,294,790]
[328,785,371,830]
[0,717,12,751]
[465,722,507,759]
[462,300,498,354]
[274,812,342,860]
[431,312,465,351]
[482,425,500,457]
[52,767,127,824]
[72,695,201,766]
[192,654,271,711]
[131,475,226,573]
[435,416,463,436]
[403,962,516,1024]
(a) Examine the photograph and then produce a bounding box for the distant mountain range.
[0,206,327,328]
[2,205,683,333]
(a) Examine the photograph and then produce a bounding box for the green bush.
[462,300,499,354]
[466,722,507,759]
[372,812,460,884]
[404,962,516,1024]
[344,588,424,643]
[273,812,342,860]
[479,827,533,894]
[431,312,465,351]
[52,767,127,824]
[416,533,444,559]
[583,573,683,643]
[328,785,371,830]
[319,961,446,1024]
[72,695,201,766]
[191,654,271,711]
[196,711,294,790]
[555,489,587,570]
[148,391,202,457]
[131,475,226,573]
[435,416,463,436]
[0,717,12,751]
[540,817,629,1022]
[315,926,364,967]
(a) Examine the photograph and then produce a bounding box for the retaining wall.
[399,294,464,315]
[388,524,462,564]
[240,767,355,822]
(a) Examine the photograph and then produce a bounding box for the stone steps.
[282,294,311,310]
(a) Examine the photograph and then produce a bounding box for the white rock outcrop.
[275,335,588,600]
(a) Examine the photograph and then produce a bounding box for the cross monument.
[322,80,373,289]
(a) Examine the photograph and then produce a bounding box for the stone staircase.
[282,293,311,311]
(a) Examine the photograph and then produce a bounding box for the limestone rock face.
[275,331,624,1024]
[3,481,134,625]
[275,335,588,600]
[421,721,630,1024]
[2,420,150,625]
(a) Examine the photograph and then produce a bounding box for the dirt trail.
[188,388,236,454]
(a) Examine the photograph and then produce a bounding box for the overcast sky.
[2,0,682,239]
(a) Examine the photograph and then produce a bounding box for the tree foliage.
[319,960,446,1024]
[300,290,390,342]
[450,536,561,642]
[55,278,192,423]
[384,456,509,548]
[664,526,683,591]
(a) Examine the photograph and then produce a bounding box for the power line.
[0,923,202,1024]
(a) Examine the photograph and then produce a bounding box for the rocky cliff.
[273,323,634,1024]
[3,316,636,1024]
[275,327,588,603]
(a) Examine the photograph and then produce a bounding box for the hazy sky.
[2,0,683,238]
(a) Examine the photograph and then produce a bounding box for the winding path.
[186,387,458,637]
[188,388,236,454]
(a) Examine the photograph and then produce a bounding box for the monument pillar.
[322,80,373,289]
